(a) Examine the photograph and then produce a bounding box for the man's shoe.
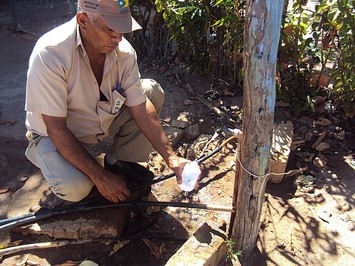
[104,158,155,187]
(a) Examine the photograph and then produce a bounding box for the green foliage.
[278,0,355,117]
[327,0,355,117]
[154,0,245,77]
[136,0,353,116]
[225,238,242,261]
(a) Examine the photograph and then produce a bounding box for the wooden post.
[229,0,285,255]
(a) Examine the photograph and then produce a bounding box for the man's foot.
[104,157,155,195]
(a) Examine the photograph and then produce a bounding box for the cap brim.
[101,14,142,34]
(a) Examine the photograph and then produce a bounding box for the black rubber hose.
[0,136,237,231]
[0,201,234,231]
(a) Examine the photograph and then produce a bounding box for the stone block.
[165,222,227,266]
[268,121,294,183]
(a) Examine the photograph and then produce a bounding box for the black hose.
[0,201,234,231]
[0,136,237,231]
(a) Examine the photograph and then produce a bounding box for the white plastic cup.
[179,161,201,192]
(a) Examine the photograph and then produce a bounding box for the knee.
[141,79,165,111]
[50,180,94,202]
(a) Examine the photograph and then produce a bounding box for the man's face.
[81,15,123,54]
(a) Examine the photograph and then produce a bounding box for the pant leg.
[105,78,165,164]
[25,136,94,202]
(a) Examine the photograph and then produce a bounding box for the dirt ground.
[0,7,355,266]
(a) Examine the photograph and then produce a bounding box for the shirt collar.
[76,22,83,50]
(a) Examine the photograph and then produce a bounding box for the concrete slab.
[165,222,227,266]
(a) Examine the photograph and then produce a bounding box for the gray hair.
[77,6,100,22]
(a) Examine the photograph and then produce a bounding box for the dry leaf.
[109,240,130,256]
[314,118,332,126]
[311,131,326,149]
[0,239,23,249]
[313,155,328,168]
[315,142,330,152]
[223,89,234,96]
[142,238,164,259]
[55,260,82,266]
[0,187,9,194]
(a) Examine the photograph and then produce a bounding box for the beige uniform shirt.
[25,17,147,144]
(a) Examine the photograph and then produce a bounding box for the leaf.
[56,260,82,266]
[109,240,130,256]
[0,187,9,194]
[213,0,225,6]
[0,240,23,249]
[142,238,165,260]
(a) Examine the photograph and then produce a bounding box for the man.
[25,0,199,203]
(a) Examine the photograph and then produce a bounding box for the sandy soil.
[0,9,354,266]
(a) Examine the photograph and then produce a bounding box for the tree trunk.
[229,0,285,256]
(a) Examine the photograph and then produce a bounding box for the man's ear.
[77,13,89,29]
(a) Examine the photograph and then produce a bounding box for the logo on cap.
[117,0,129,13]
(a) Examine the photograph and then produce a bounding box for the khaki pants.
[25,79,165,202]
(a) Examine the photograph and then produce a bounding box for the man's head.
[77,0,141,34]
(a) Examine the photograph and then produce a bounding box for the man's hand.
[42,114,130,202]
[168,155,201,190]
[93,170,130,203]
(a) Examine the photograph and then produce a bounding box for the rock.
[294,175,315,187]
[171,119,190,129]
[164,126,185,147]
[185,124,200,140]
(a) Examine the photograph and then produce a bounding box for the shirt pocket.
[111,90,126,114]
[96,90,127,134]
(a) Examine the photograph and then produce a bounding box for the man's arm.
[42,114,130,202]
[128,100,197,185]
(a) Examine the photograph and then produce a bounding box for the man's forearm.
[129,100,178,167]
[42,115,104,182]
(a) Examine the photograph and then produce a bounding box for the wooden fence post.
[229,0,285,255]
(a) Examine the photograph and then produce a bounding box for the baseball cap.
[77,0,142,33]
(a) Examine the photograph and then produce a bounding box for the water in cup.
[179,161,201,192]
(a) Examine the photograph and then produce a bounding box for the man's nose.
[112,32,123,42]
